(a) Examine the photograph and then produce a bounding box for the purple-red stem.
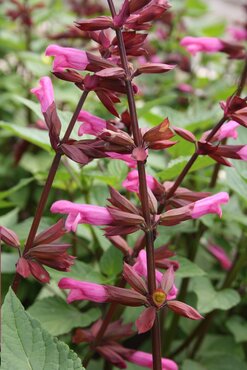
[107,1,162,369]
[11,90,89,293]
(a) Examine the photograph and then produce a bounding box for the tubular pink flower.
[207,244,232,270]
[50,200,113,232]
[214,120,239,141]
[45,44,89,72]
[126,351,178,370]
[228,26,247,41]
[178,83,194,93]
[31,76,54,113]
[180,36,223,56]
[191,192,229,219]
[58,278,109,303]
[237,145,247,160]
[106,152,137,168]
[122,170,156,192]
[133,250,178,300]
[78,111,107,136]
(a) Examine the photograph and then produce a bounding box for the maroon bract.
[59,263,202,334]
[0,225,20,249]
[72,319,178,369]
[15,219,75,283]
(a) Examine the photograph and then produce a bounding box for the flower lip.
[152,288,167,307]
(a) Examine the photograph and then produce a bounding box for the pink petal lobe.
[191,192,229,219]
[31,76,54,113]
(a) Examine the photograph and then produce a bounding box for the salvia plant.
[1,0,247,370]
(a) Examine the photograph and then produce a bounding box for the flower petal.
[123,263,148,295]
[161,266,175,294]
[136,306,156,334]
[58,278,109,303]
[167,300,203,320]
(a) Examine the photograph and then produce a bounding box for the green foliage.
[28,296,101,336]
[226,316,247,343]
[2,288,85,370]
[192,277,240,314]
[174,256,206,278]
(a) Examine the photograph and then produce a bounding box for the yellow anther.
[152,289,167,307]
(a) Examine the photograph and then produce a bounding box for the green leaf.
[225,167,247,201]
[186,0,208,16]
[28,296,100,336]
[2,288,84,370]
[1,253,19,273]
[100,246,123,277]
[0,178,33,200]
[200,334,245,359]
[174,256,206,278]
[157,156,214,181]
[14,96,43,120]
[201,354,247,370]
[0,208,19,227]
[182,359,206,370]
[46,259,107,284]
[226,315,247,343]
[93,226,112,251]
[192,277,240,314]
[0,121,51,152]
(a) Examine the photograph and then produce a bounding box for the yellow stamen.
[152,289,167,307]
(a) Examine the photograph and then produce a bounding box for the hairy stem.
[11,90,89,293]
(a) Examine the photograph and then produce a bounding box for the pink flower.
[211,120,239,141]
[59,276,148,306]
[180,36,223,56]
[122,170,157,192]
[126,351,178,370]
[77,111,107,136]
[191,192,229,219]
[133,250,178,300]
[207,244,232,270]
[58,279,109,303]
[178,83,194,93]
[59,263,202,334]
[45,44,89,72]
[160,192,229,226]
[106,152,137,168]
[50,200,113,232]
[237,145,247,160]
[228,26,247,41]
[31,76,54,113]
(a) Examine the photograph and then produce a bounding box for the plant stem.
[107,2,162,368]
[11,90,89,293]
